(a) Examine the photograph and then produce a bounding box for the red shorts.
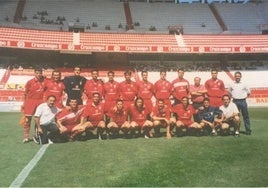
[209,97,223,108]
[24,99,43,116]
[180,120,194,127]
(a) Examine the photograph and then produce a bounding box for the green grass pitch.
[1,108,268,187]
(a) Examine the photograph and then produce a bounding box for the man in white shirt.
[219,94,240,136]
[229,71,251,135]
[34,95,61,144]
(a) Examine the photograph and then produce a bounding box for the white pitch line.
[9,144,49,188]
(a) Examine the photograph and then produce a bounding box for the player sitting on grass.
[218,94,240,136]
[79,92,106,140]
[172,96,202,136]
[56,99,85,141]
[197,98,222,135]
[106,99,131,139]
[33,95,61,144]
[129,97,153,139]
[150,99,172,139]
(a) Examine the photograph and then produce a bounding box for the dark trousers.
[40,122,60,144]
[233,99,251,134]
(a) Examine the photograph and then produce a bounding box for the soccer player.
[103,71,120,112]
[79,92,106,140]
[219,94,240,136]
[129,97,153,138]
[119,70,138,109]
[154,69,173,108]
[172,96,202,136]
[189,76,208,121]
[21,68,47,143]
[106,99,130,138]
[84,69,104,104]
[44,70,65,108]
[150,99,172,139]
[229,71,251,135]
[34,95,61,144]
[198,98,222,135]
[56,99,85,141]
[137,70,154,111]
[172,68,190,105]
[63,66,86,105]
[205,69,226,107]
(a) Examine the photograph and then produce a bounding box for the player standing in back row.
[205,69,226,107]
[22,68,46,143]
[63,66,86,105]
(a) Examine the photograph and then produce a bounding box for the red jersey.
[154,79,172,100]
[151,104,171,120]
[172,103,196,121]
[205,79,225,98]
[82,102,105,125]
[172,78,189,100]
[119,80,137,101]
[189,84,207,103]
[44,79,65,108]
[137,80,154,100]
[84,79,104,100]
[24,77,46,100]
[57,105,85,126]
[107,106,128,125]
[103,80,120,102]
[129,104,149,125]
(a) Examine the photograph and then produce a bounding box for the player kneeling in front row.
[150,99,172,139]
[78,92,106,140]
[34,95,61,144]
[129,97,153,138]
[218,94,240,136]
[172,96,203,136]
[56,99,85,141]
[106,99,131,139]
[197,98,222,136]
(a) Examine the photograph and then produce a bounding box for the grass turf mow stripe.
[9,144,49,187]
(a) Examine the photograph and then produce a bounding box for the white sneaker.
[32,136,40,144]
[48,139,54,144]
[144,135,150,139]
[22,138,31,143]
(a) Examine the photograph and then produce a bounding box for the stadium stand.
[21,0,126,32]
[0,0,18,26]
[1,0,267,34]
[213,3,262,34]
[129,2,222,34]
